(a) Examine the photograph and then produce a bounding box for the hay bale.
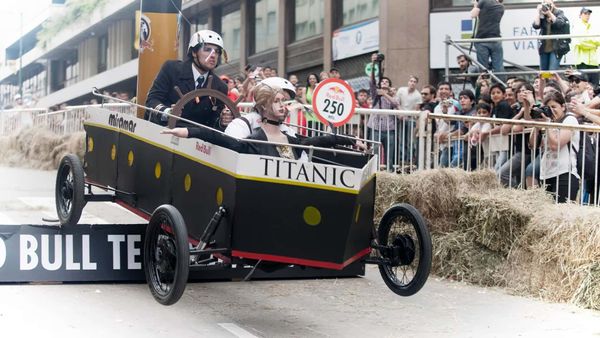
[456,189,549,254]
[375,169,499,233]
[571,263,600,310]
[376,168,600,310]
[0,127,85,170]
[504,204,600,310]
[432,231,505,286]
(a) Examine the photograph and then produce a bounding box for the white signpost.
[311,79,357,128]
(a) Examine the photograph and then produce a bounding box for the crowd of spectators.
[224,40,600,204]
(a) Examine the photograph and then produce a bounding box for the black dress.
[187,127,355,159]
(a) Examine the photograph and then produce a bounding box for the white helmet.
[188,30,228,66]
[260,77,296,99]
[188,30,225,54]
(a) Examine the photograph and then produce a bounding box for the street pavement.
[0,166,599,338]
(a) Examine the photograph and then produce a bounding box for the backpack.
[563,113,597,182]
[555,15,571,58]
[574,131,598,183]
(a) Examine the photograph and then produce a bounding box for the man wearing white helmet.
[145,30,229,129]
[224,76,298,138]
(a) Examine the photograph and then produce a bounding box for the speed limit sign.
[311,79,357,127]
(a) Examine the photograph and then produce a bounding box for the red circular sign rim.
[311,78,357,127]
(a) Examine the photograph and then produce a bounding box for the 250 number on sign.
[323,99,345,117]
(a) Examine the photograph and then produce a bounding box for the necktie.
[196,76,204,89]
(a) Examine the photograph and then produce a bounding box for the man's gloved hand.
[160,107,172,122]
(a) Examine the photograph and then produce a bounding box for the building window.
[254,0,278,52]
[222,9,241,60]
[432,0,583,8]
[65,60,78,87]
[294,0,324,42]
[191,13,208,36]
[98,34,108,73]
[342,0,379,26]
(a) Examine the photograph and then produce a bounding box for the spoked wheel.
[377,203,432,296]
[55,154,85,226]
[144,205,190,305]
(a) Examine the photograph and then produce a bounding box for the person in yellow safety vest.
[573,7,600,87]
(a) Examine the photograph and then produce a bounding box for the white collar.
[192,65,208,87]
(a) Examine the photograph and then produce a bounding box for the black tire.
[55,154,85,226]
[377,203,432,296]
[144,205,190,305]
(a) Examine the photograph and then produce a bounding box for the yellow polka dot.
[184,174,192,192]
[127,151,134,167]
[87,137,94,152]
[110,144,116,160]
[154,162,161,179]
[216,187,223,205]
[355,204,361,223]
[303,206,321,226]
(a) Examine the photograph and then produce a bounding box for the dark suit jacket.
[145,59,228,129]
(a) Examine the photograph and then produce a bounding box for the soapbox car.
[54,88,432,305]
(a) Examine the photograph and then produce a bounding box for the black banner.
[0,224,146,282]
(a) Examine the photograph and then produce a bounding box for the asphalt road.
[0,166,599,338]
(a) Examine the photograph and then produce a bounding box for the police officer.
[145,30,229,129]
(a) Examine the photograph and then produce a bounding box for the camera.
[541,3,550,12]
[441,99,453,107]
[376,53,385,62]
[531,105,552,119]
[511,103,522,114]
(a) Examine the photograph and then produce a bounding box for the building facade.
[1,0,596,109]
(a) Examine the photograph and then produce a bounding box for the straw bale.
[375,169,499,233]
[504,204,600,309]
[431,231,505,286]
[0,127,85,170]
[376,170,599,310]
[456,189,549,254]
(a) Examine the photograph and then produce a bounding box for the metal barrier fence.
[0,103,135,136]
[5,101,600,205]
[429,112,600,206]
[0,108,47,135]
[238,102,426,172]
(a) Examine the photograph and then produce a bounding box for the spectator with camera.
[432,82,461,167]
[525,90,580,202]
[567,71,593,105]
[498,83,535,187]
[533,0,570,71]
[367,53,399,171]
[470,0,505,77]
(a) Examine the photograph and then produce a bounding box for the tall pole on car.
[135,0,182,118]
[18,12,23,98]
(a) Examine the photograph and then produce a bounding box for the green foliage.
[36,0,108,49]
